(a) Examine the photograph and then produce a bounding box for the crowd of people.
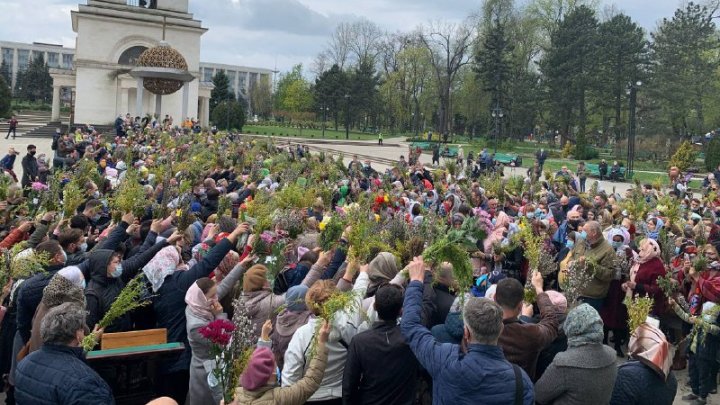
[0,122,715,405]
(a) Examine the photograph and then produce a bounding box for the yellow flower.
[383,195,389,203]
[374,214,380,222]
[318,222,327,231]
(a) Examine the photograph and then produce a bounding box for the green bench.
[494,153,523,166]
[585,163,628,180]
[441,146,458,158]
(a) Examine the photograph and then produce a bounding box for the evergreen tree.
[211,100,245,131]
[348,60,380,131]
[0,75,11,118]
[474,1,514,116]
[706,137,720,172]
[210,70,235,115]
[540,5,599,150]
[0,60,11,90]
[16,54,52,102]
[314,64,349,130]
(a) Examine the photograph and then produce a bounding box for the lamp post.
[322,105,329,139]
[491,104,504,154]
[344,94,350,140]
[627,80,642,180]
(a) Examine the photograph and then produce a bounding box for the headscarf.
[57,266,85,289]
[42,273,85,308]
[606,227,629,245]
[142,246,183,292]
[563,303,604,347]
[630,239,661,283]
[185,281,214,321]
[629,323,673,380]
[484,211,510,252]
[545,290,568,313]
[366,252,398,297]
[286,285,309,312]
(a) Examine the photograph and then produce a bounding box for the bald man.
[575,221,616,311]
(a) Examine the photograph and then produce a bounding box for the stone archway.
[118,46,148,66]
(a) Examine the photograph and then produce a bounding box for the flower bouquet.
[200,319,236,404]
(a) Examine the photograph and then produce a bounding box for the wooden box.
[100,328,167,350]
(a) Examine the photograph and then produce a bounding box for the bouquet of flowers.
[624,295,654,334]
[199,319,236,404]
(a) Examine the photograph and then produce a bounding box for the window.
[118,46,147,65]
[17,49,30,71]
[237,71,247,92]
[203,67,214,82]
[47,52,59,68]
[62,54,73,69]
[226,70,236,92]
[1,48,13,67]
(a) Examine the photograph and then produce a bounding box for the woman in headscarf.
[600,227,633,357]
[610,323,677,405]
[28,267,85,353]
[623,239,667,317]
[534,304,617,405]
[483,211,510,253]
[359,252,404,324]
[270,285,311,372]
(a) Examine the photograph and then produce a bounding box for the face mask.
[568,219,580,228]
[29,151,36,156]
[611,241,623,250]
[566,240,575,249]
[79,242,88,253]
[92,191,100,198]
[578,230,588,240]
[491,218,497,226]
[527,212,535,219]
[81,279,87,289]
[675,247,681,255]
[61,250,67,264]
[110,264,123,278]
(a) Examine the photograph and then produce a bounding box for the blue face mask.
[78,242,88,253]
[675,247,681,255]
[611,241,623,250]
[566,240,574,249]
[578,230,588,240]
[535,209,544,219]
[110,264,123,278]
[527,212,535,219]
[491,218,497,226]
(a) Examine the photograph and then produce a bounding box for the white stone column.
[51,85,61,121]
[155,94,162,117]
[135,77,144,118]
[201,96,210,127]
[119,88,129,115]
[181,83,189,121]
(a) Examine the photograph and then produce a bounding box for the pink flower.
[31,182,48,191]
[199,319,235,346]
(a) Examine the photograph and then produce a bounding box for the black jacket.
[421,274,456,329]
[152,238,234,374]
[342,320,419,405]
[16,264,66,343]
[20,154,38,187]
[15,344,113,405]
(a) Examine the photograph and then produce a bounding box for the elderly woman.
[600,227,632,357]
[270,285,311,372]
[534,304,617,405]
[610,323,677,405]
[623,239,667,317]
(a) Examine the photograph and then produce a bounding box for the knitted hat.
[240,347,275,391]
[243,264,268,292]
[286,285,309,312]
[563,303,603,347]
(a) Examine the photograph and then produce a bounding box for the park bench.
[494,153,523,167]
[585,163,628,180]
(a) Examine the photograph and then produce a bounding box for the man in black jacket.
[343,284,419,405]
[20,145,38,193]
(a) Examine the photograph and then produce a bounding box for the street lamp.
[344,94,350,140]
[491,105,504,154]
[627,80,642,180]
[322,105,329,139]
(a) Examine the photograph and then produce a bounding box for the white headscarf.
[57,266,85,289]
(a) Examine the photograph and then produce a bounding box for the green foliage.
[61,181,85,218]
[624,295,654,333]
[211,100,246,131]
[422,236,473,296]
[210,70,235,115]
[0,75,11,118]
[109,170,147,219]
[561,142,575,158]
[319,216,346,251]
[15,54,52,102]
[705,137,720,172]
[669,141,698,171]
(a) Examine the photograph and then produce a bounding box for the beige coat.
[234,345,328,405]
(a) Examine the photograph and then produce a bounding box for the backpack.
[272,263,297,295]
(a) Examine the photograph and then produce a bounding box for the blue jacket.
[15,344,113,405]
[610,361,677,405]
[400,281,534,404]
[0,153,15,170]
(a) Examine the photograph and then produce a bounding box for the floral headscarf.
[629,239,661,283]
[563,303,604,347]
[629,323,673,380]
[142,246,186,292]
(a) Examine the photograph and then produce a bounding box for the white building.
[0,0,273,126]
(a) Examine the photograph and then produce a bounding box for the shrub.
[705,137,720,172]
[561,143,576,158]
[669,141,698,171]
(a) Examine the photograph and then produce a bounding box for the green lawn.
[242,125,408,141]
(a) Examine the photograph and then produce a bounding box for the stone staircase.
[0,111,67,138]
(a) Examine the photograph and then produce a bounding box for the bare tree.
[327,23,353,69]
[310,50,330,79]
[347,19,384,66]
[418,20,477,138]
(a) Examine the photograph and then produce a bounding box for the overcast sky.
[0,0,684,73]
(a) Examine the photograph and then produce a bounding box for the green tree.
[0,75,11,118]
[16,54,52,102]
[596,14,646,146]
[0,60,11,90]
[274,64,304,111]
[706,137,720,172]
[211,100,245,131]
[248,75,272,118]
[540,5,599,149]
[348,60,381,131]
[283,79,313,113]
[210,70,235,115]
[669,140,698,171]
[474,0,515,115]
[650,2,718,138]
[314,64,349,129]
